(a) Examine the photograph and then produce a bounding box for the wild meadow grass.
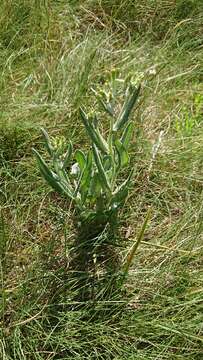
[0,1,203,359]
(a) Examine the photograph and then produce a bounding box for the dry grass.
[0,1,203,359]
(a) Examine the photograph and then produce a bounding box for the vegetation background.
[0,0,203,359]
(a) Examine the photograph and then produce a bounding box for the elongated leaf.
[94,126,109,153]
[89,172,101,198]
[114,139,129,169]
[63,141,73,169]
[52,144,72,185]
[91,88,114,117]
[41,127,54,156]
[79,108,109,154]
[33,148,59,184]
[93,114,99,129]
[111,169,133,205]
[33,149,75,199]
[53,157,73,191]
[75,149,86,172]
[113,84,141,131]
[80,151,93,203]
[121,121,133,149]
[80,151,92,189]
[92,145,111,193]
[100,99,114,117]
[103,155,112,171]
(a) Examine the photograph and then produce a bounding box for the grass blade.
[123,208,151,277]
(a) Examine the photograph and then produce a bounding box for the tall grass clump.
[88,0,203,44]
[33,72,146,306]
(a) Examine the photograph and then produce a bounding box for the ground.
[0,1,203,359]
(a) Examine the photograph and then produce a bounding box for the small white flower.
[71,162,80,176]
[111,203,118,210]
[148,67,157,76]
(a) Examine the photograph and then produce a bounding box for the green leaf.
[80,151,93,203]
[63,141,73,169]
[41,127,54,156]
[79,108,109,154]
[114,139,129,169]
[94,126,109,152]
[80,151,92,189]
[103,155,112,171]
[33,148,75,199]
[75,149,86,172]
[91,88,114,117]
[53,157,72,188]
[89,172,101,199]
[111,169,133,206]
[121,121,133,149]
[100,99,114,117]
[92,114,99,129]
[92,145,111,193]
[113,84,141,131]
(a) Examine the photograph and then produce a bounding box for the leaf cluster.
[33,75,141,220]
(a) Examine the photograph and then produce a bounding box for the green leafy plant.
[33,72,142,303]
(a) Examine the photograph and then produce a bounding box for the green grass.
[0,1,203,359]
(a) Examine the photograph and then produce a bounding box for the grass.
[0,0,203,359]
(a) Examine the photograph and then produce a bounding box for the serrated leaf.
[79,108,109,154]
[113,84,141,131]
[75,149,86,172]
[92,145,111,193]
[114,139,129,169]
[121,121,133,149]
